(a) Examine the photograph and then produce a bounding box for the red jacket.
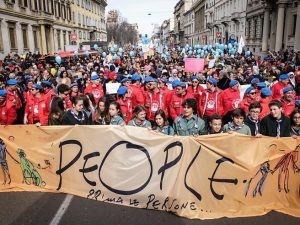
[259,97,272,119]
[169,92,195,120]
[281,98,295,117]
[239,97,257,114]
[0,100,17,125]
[271,82,288,100]
[199,89,223,117]
[6,89,21,110]
[144,90,168,121]
[44,89,57,112]
[117,98,133,124]
[128,85,145,110]
[84,84,104,104]
[25,95,49,125]
[187,85,205,102]
[219,88,241,116]
[64,95,73,110]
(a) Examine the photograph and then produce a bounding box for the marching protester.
[173,98,205,136]
[0,43,299,139]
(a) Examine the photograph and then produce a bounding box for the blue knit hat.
[191,76,198,81]
[33,84,43,91]
[279,74,289,80]
[245,86,254,94]
[0,89,7,96]
[261,87,272,97]
[257,82,266,88]
[117,86,128,95]
[42,80,52,87]
[7,79,18,85]
[120,77,129,83]
[172,80,181,88]
[131,74,142,81]
[229,80,239,87]
[144,76,154,83]
[296,100,300,106]
[91,74,100,80]
[207,78,218,86]
[283,86,294,93]
[251,78,260,84]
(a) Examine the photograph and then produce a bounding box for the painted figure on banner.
[271,145,300,193]
[17,149,45,187]
[245,161,271,197]
[0,139,11,185]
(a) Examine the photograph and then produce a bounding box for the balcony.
[231,12,240,21]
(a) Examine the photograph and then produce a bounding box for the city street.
[0,192,299,225]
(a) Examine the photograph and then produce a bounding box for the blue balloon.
[93,44,98,50]
[185,44,189,48]
[139,51,143,56]
[119,48,123,53]
[82,46,86,51]
[110,47,115,53]
[188,50,193,55]
[189,47,193,51]
[118,52,123,56]
[224,45,228,49]
[197,49,201,54]
[208,45,212,50]
[230,55,235,58]
[74,51,78,57]
[55,56,62,64]
[200,53,204,57]
[245,51,251,56]
[220,52,224,57]
[113,54,118,60]
[130,51,135,57]
[228,43,233,49]
[114,44,118,49]
[85,50,90,56]
[102,52,107,57]
[197,55,200,58]
[177,46,181,51]
[204,50,208,55]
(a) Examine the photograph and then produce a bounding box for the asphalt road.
[0,192,299,225]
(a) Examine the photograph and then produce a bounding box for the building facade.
[246,0,300,54]
[193,0,207,45]
[71,0,107,46]
[0,0,107,59]
[183,4,194,45]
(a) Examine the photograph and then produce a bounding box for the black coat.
[260,114,291,137]
[62,110,91,125]
[244,117,261,136]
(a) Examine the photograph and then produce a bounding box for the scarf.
[248,116,259,135]
[70,110,85,123]
[228,122,244,131]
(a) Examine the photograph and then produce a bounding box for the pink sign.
[185,58,205,73]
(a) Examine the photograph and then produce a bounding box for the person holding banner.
[173,98,205,136]
[62,96,91,125]
[108,102,125,126]
[205,114,224,135]
[223,108,251,135]
[128,105,151,128]
[152,109,174,135]
[0,90,17,125]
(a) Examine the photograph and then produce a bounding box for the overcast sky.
[107,0,178,36]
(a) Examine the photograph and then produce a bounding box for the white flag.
[238,36,245,54]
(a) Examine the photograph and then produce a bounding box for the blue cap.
[33,84,43,91]
[279,74,289,80]
[296,100,300,106]
[42,80,52,87]
[144,76,154,83]
[7,79,18,85]
[261,87,272,97]
[117,86,128,95]
[25,75,33,80]
[172,80,181,88]
[153,79,159,83]
[283,86,294,93]
[91,74,100,80]
[120,78,129,83]
[0,89,7,97]
[191,76,198,81]
[178,81,187,87]
[207,78,218,86]
[245,86,254,94]
[161,79,168,84]
[257,82,266,88]
[229,80,239,87]
[251,78,260,84]
[131,74,142,81]
[70,83,78,88]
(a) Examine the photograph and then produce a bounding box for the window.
[62,5,66,19]
[22,24,28,49]
[19,0,28,7]
[57,30,61,50]
[63,32,66,49]
[0,22,3,51]
[293,15,297,36]
[32,27,38,50]
[32,0,38,10]
[8,23,16,49]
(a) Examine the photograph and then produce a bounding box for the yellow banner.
[0,125,299,219]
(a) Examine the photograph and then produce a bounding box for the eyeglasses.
[31,88,36,91]
[250,110,260,114]
[192,81,199,83]
[249,92,256,95]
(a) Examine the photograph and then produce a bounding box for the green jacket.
[173,114,205,136]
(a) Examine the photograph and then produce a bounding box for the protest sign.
[106,83,121,94]
[0,126,299,219]
[185,58,205,73]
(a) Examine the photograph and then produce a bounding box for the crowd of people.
[0,46,300,138]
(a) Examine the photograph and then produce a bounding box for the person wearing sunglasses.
[280,86,295,117]
[239,86,258,114]
[187,76,205,102]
